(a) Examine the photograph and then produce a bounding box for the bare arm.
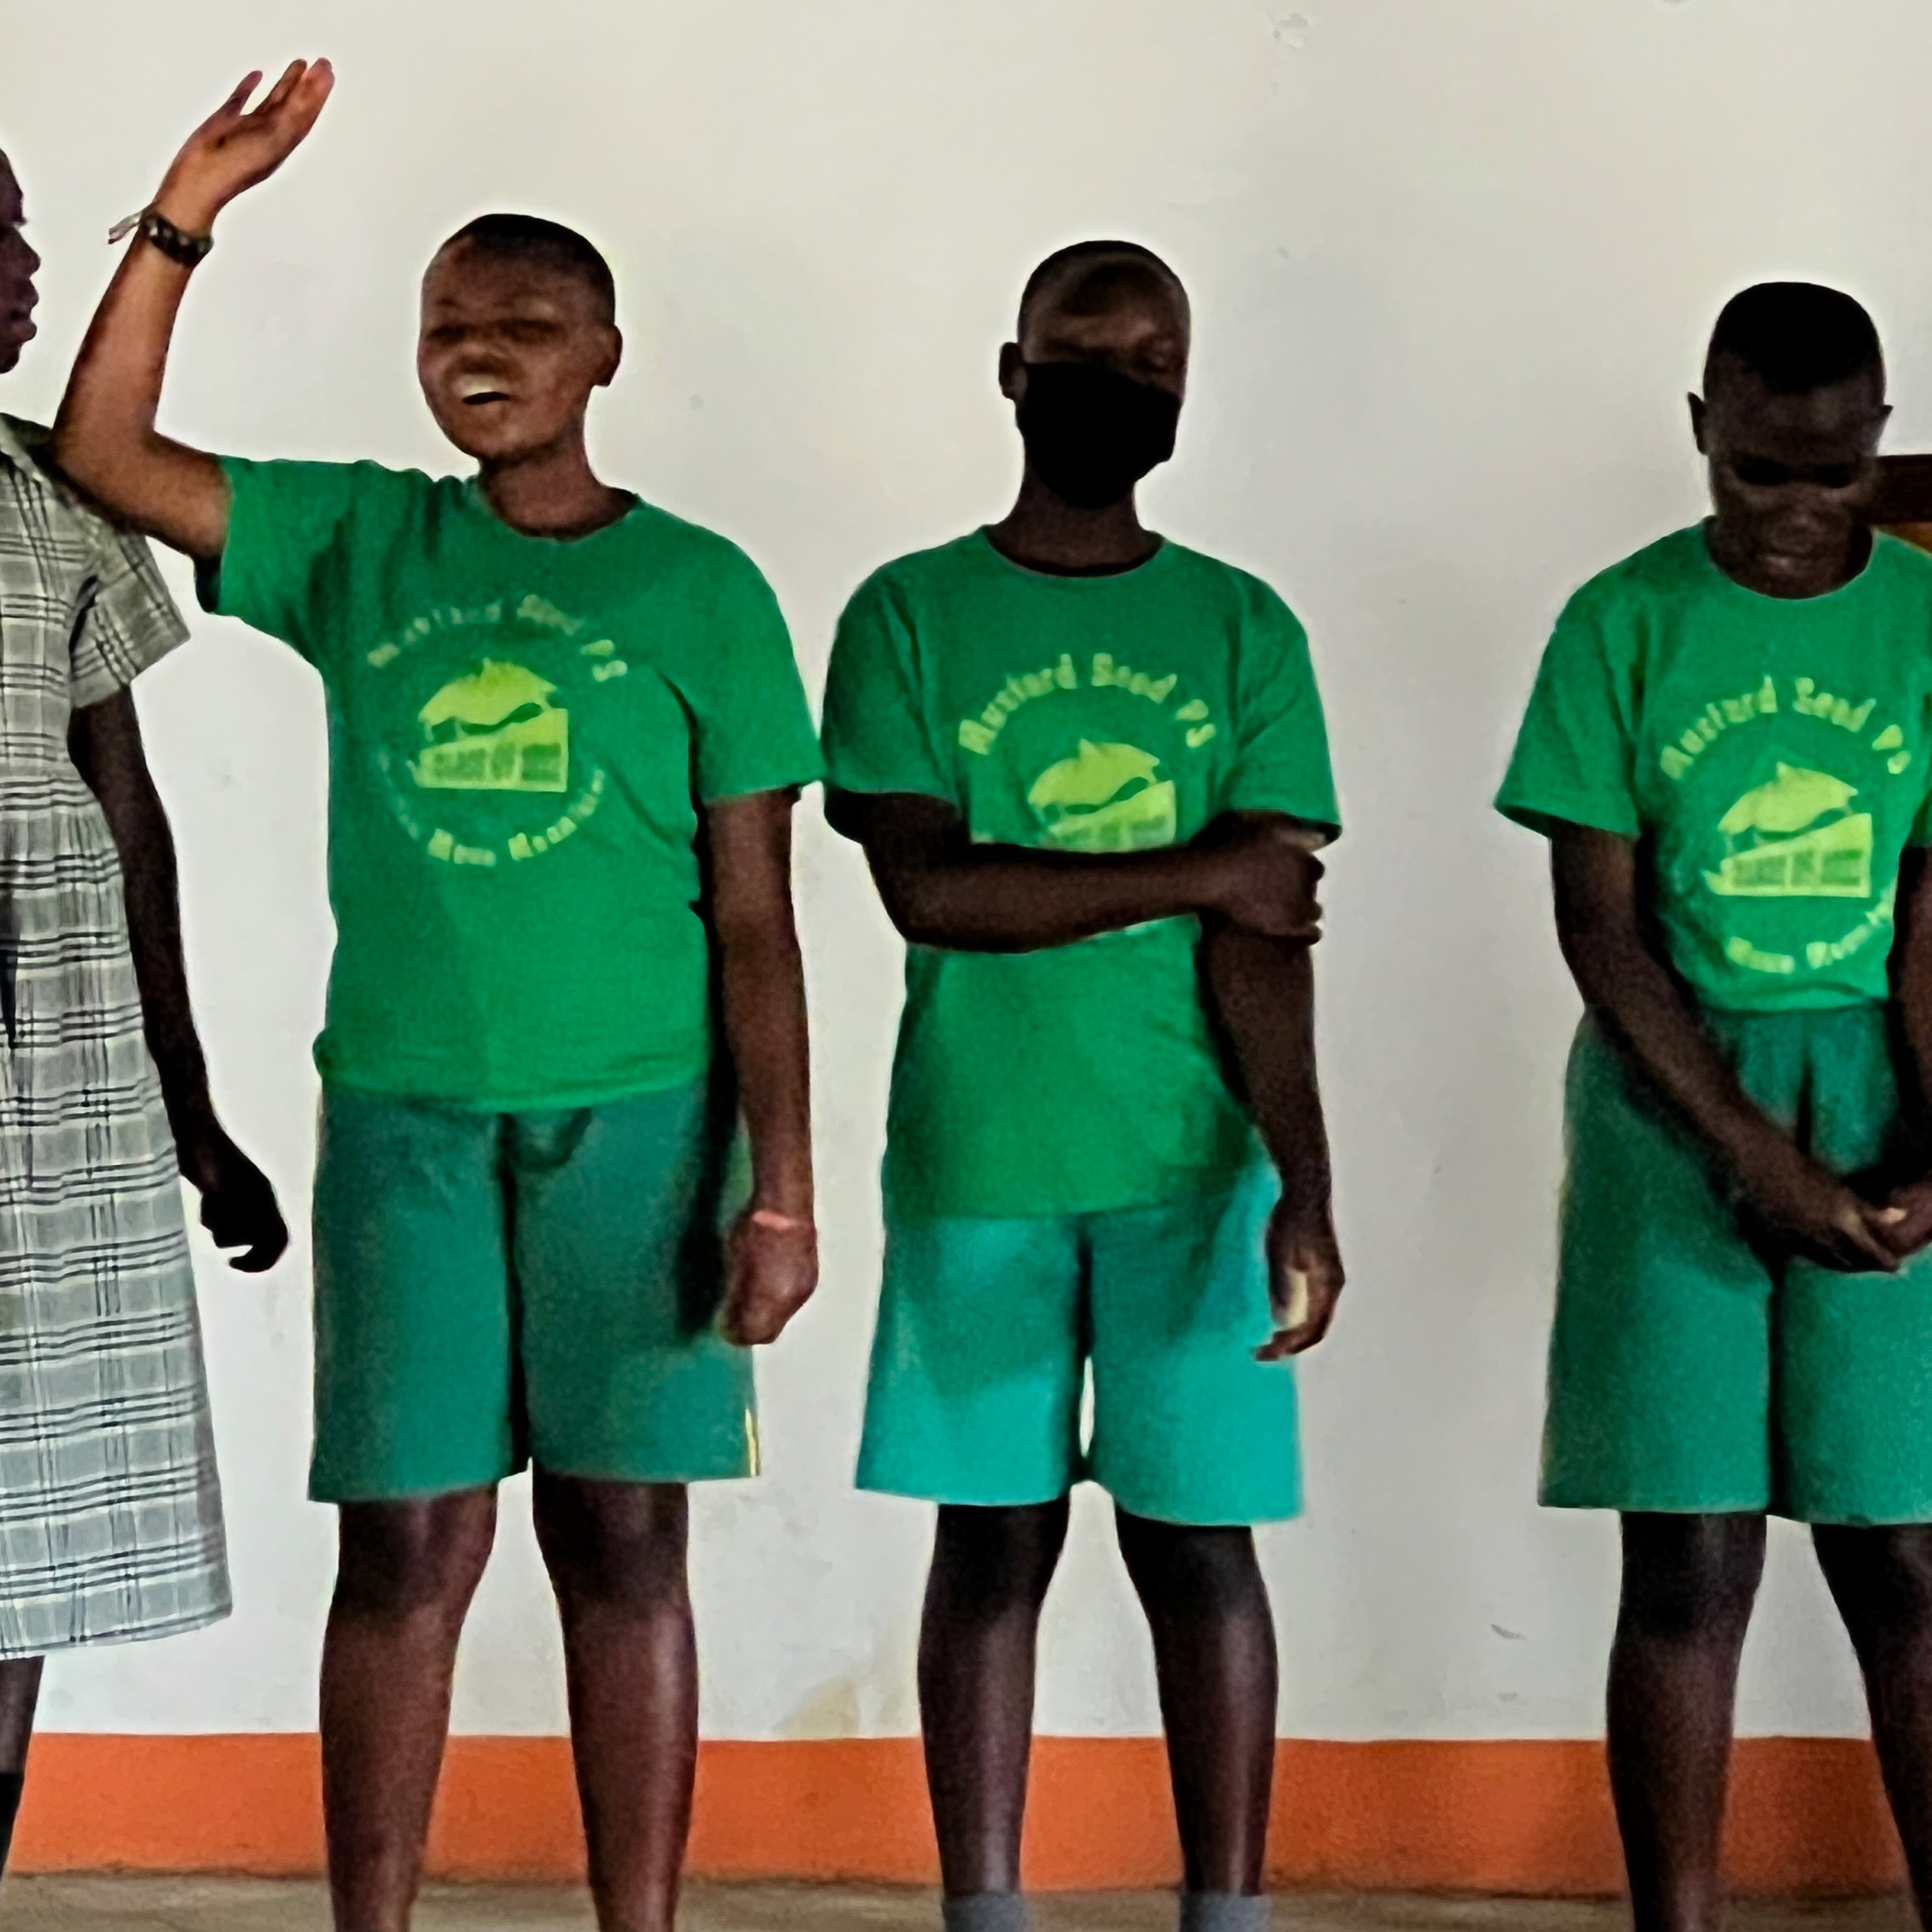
[52,61,334,559]
[1873,848,1932,1254]
[1204,925,1343,1358]
[1552,823,1898,1271]
[71,689,287,1270]
[705,789,816,1346]
[827,788,1323,953]
[52,232,228,559]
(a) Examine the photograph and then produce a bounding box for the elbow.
[873,871,950,950]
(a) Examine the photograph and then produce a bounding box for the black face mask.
[1015,361,1181,509]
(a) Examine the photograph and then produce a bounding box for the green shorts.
[1547,1005,1932,1524]
[857,1167,1298,1527]
[310,1077,756,1502]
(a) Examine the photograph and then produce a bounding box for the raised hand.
[1255,1197,1344,1360]
[155,59,335,235]
[718,1209,819,1347]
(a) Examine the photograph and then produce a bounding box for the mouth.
[1,298,35,343]
[457,377,512,408]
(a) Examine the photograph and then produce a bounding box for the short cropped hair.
[1018,239,1189,336]
[440,213,617,325]
[1704,282,1883,397]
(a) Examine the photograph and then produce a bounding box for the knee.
[535,1477,689,1617]
[931,1502,1068,1619]
[1116,1512,1265,1621]
[1619,1512,1763,1641]
[334,1493,497,1622]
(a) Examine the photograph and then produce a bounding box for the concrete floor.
[0,1880,1920,1931]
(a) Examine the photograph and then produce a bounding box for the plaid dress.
[0,413,228,1658]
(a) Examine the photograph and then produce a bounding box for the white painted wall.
[5,0,1928,1744]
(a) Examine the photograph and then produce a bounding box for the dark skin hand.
[1552,826,1900,1273]
[1202,926,1343,1357]
[53,62,336,559]
[69,689,288,1270]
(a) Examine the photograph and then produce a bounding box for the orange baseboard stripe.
[10,1734,1907,1893]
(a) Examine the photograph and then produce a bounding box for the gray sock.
[1178,1893,1269,1932]
[943,1894,1031,1932]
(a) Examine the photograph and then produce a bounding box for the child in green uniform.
[1499,282,1932,1932]
[55,66,821,1932]
[823,241,1344,1932]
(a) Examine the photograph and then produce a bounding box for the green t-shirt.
[205,459,823,1107]
[821,529,1340,1221]
[1498,526,1932,1011]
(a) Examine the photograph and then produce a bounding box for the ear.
[596,326,624,390]
[1688,392,1709,454]
[998,341,1025,406]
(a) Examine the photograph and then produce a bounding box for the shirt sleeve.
[199,457,382,669]
[821,569,954,804]
[684,545,823,803]
[1221,581,1341,837]
[1495,588,1643,840]
[68,521,190,710]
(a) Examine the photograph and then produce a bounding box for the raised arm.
[52,61,333,560]
[1203,918,1343,1359]
[704,790,817,1346]
[826,788,1323,953]
[1552,822,1899,1271]
[70,689,287,1270]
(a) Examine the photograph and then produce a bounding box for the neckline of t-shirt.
[972,526,1176,586]
[459,475,645,548]
[1691,518,1891,610]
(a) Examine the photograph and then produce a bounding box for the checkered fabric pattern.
[0,413,229,1660]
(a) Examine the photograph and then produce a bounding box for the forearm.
[888,841,1221,953]
[717,924,814,1220]
[1564,923,1787,1173]
[52,225,227,558]
[73,695,214,1136]
[117,825,215,1134]
[1203,925,1332,1209]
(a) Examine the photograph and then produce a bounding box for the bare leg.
[320,1490,498,1932]
[1607,1511,1765,1932]
[1814,1523,1932,1927]
[532,1472,695,1932]
[0,1656,42,1876]
[919,1499,1070,1899]
[1115,1509,1275,1895]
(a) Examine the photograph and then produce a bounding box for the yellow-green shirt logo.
[1704,763,1873,899]
[1028,739,1177,853]
[411,659,569,795]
